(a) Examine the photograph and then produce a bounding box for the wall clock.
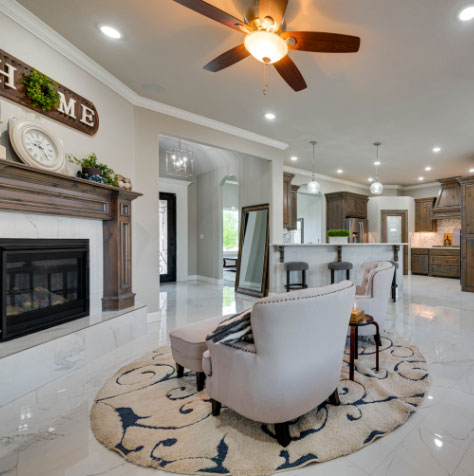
[9,119,65,173]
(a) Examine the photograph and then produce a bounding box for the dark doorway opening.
[160,192,177,283]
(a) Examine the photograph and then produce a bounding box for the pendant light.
[307,140,320,194]
[370,142,384,195]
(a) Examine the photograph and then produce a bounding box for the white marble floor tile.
[1,276,474,476]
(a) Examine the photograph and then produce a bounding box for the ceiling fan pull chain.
[263,62,269,95]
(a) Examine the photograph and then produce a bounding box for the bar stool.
[390,260,399,302]
[284,262,309,292]
[328,261,353,284]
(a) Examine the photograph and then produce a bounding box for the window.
[223,208,239,252]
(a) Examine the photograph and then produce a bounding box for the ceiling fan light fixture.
[244,31,288,64]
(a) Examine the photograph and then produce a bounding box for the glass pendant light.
[307,140,320,194]
[370,142,384,195]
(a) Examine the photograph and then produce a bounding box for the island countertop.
[272,243,408,247]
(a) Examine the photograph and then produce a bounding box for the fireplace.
[1,239,89,341]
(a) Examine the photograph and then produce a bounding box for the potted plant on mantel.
[327,229,350,244]
[66,153,118,186]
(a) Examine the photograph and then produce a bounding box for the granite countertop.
[412,246,460,249]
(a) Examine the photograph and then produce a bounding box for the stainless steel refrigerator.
[346,218,368,243]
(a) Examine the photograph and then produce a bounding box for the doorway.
[381,210,408,275]
[160,192,177,283]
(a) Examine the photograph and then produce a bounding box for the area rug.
[91,333,428,476]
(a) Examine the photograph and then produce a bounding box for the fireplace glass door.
[1,239,89,341]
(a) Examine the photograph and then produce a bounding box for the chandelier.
[307,140,320,194]
[166,139,194,178]
[370,142,384,195]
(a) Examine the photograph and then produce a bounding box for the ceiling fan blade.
[259,0,289,30]
[173,0,247,33]
[281,31,361,53]
[273,55,307,92]
[203,45,250,72]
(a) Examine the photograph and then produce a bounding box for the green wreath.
[22,69,60,111]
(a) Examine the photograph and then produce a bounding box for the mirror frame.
[235,203,270,298]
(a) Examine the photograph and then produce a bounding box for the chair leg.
[346,269,350,280]
[211,399,221,416]
[286,270,290,292]
[196,372,205,391]
[331,269,335,284]
[328,388,341,406]
[274,422,291,447]
[302,269,308,288]
[176,363,184,378]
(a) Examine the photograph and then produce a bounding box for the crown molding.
[0,0,289,151]
[284,166,370,191]
[401,181,440,191]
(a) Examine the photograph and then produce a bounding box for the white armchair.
[202,281,355,447]
[355,262,395,337]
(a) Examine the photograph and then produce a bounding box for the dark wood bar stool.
[390,260,399,302]
[328,261,353,283]
[284,262,309,292]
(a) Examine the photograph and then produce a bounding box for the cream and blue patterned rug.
[91,333,428,476]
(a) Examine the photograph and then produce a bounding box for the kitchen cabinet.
[325,192,368,232]
[429,249,460,278]
[460,176,474,292]
[283,172,299,230]
[411,248,429,275]
[415,198,437,232]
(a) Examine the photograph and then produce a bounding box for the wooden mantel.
[0,159,142,311]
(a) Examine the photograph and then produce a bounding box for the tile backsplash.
[411,218,462,248]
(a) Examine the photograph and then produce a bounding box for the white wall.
[296,191,323,243]
[403,184,440,199]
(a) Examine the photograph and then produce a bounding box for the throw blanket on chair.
[206,309,253,345]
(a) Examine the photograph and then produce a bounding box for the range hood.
[432,177,461,219]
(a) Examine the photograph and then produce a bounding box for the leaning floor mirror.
[235,204,270,298]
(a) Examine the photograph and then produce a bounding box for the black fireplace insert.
[0,239,89,341]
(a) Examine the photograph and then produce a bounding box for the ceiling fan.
[173,0,361,92]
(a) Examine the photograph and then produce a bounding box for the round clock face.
[24,129,58,166]
[9,120,65,173]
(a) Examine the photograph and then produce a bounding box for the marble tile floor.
[1,276,474,475]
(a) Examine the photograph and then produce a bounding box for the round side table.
[349,314,381,381]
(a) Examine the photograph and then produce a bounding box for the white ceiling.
[16,0,474,185]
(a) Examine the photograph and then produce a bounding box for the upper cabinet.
[325,192,368,231]
[283,172,299,230]
[432,177,461,219]
[415,198,437,232]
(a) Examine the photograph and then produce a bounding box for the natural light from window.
[223,208,239,252]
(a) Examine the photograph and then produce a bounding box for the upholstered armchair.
[202,281,355,447]
[355,261,395,337]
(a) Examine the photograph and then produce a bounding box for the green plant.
[22,69,60,111]
[327,229,350,237]
[67,153,118,186]
[223,209,239,251]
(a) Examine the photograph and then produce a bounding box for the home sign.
[0,49,99,135]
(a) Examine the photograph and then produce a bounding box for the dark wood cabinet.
[432,177,461,219]
[283,172,299,230]
[460,177,474,292]
[325,192,368,233]
[411,248,429,275]
[411,247,460,278]
[415,198,437,232]
[429,249,460,278]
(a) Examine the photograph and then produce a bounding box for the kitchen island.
[270,243,407,295]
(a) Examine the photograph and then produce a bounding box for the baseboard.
[186,275,224,285]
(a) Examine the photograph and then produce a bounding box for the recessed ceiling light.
[459,5,474,21]
[432,146,441,153]
[374,161,381,166]
[264,112,276,120]
[418,176,424,181]
[337,169,343,174]
[470,168,474,173]
[368,177,374,182]
[290,156,298,162]
[425,166,432,171]
[99,25,122,39]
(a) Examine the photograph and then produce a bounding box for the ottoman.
[169,315,228,391]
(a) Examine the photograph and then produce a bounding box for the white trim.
[284,165,370,191]
[159,177,192,187]
[401,181,439,191]
[0,0,289,151]
[186,275,224,285]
